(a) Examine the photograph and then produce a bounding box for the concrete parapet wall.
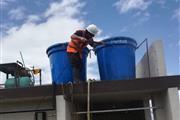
[136,40,167,78]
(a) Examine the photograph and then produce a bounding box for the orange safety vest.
[67,30,88,54]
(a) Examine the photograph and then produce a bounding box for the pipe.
[40,70,42,86]
[73,106,161,115]
[87,80,91,120]
[0,108,55,114]
[20,51,26,68]
[136,39,147,49]
[145,38,151,78]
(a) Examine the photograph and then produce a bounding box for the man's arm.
[88,39,104,48]
[71,34,87,42]
[71,30,87,42]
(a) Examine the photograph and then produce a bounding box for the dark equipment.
[0,62,41,88]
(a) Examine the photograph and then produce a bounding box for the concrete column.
[153,87,180,120]
[166,87,180,120]
[56,95,73,120]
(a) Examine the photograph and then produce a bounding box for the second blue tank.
[95,37,137,80]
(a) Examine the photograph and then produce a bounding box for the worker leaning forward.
[67,24,103,83]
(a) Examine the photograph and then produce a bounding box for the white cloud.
[26,15,41,23]
[0,1,7,6]
[155,0,167,8]
[1,0,86,84]
[114,0,152,13]
[172,8,180,21]
[114,0,170,27]
[133,15,150,26]
[0,23,12,32]
[8,7,26,20]
[114,0,152,26]
[0,23,15,37]
[120,26,128,33]
[44,0,85,18]
[87,53,100,80]
[0,0,15,6]
[114,0,169,14]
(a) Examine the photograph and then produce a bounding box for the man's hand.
[99,41,105,45]
[95,41,105,45]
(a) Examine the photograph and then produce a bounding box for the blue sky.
[0,0,180,83]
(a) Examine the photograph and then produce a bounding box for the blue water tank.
[46,43,89,84]
[95,37,137,80]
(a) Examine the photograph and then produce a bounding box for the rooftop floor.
[0,75,179,102]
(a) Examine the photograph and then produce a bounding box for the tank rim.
[46,42,68,55]
[95,36,137,52]
[46,42,89,57]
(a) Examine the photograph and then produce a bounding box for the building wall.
[136,40,167,78]
[0,98,56,120]
[136,40,166,120]
[136,40,180,120]
[0,111,56,120]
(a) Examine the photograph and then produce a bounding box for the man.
[67,24,103,83]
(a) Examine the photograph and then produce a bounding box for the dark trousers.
[68,52,82,83]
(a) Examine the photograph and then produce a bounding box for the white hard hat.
[86,24,99,35]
